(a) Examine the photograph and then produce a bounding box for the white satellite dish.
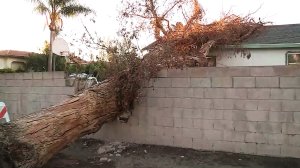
[52,38,69,56]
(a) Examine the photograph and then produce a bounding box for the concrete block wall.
[0,72,75,119]
[94,66,300,158]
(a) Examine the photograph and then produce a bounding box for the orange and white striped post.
[0,102,10,123]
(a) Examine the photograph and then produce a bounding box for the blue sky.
[0,0,299,59]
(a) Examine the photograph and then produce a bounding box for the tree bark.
[48,30,55,72]
[0,80,120,168]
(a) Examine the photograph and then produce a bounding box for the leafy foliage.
[25,53,66,72]
[0,68,14,73]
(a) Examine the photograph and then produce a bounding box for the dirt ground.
[43,138,300,168]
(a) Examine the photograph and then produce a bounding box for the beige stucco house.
[0,50,32,70]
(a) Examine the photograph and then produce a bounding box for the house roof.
[144,24,300,50]
[245,24,300,44]
[0,50,32,58]
[237,24,300,49]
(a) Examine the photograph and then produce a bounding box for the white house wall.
[215,49,300,67]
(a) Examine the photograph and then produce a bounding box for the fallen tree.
[0,1,265,167]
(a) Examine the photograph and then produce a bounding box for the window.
[286,52,300,65]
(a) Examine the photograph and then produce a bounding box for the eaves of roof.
[226,43,300,49]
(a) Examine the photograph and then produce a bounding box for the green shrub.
[25,53,66,72]
[0,68,14,73]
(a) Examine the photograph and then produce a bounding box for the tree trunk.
[0,80,120,168]
[48,31,55,72]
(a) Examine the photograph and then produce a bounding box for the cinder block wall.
[95,66,300,158]
[0,72,75,120]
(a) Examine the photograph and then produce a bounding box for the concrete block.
[280,77,300,88]
[147,135,174,146]
[288,135,300,146]
[173,98,193,108]
[5,101,18,115]
[225,89,247,99]
[212,77,232,88]
[14,73,23,79]
[42,80,54,87]
[192,109,202,119]
[256,77,279,88]
[192,88,204,98]
[234,142,257,155]
[31,80,43,87]
[245,133,268,144]
[172,108,183,118]
[162,127,182,137]
[234,121,257,132]
[214,99,234,110]
[193,119,214,129]
[165,88,192,98]
[224,110,248,121]
[204,88,226,98]
[282,123,300,134]
[174,136,193,148]
[270,89,295,100]
[0,80,5,86]
[202,109,223,119]
[171,78,190,87]
[182,128,202,138]
[246,111,268,121]
[294,112,300,123]
[152,78,172,87]
[247,89,270,99]
[214,141,234,152]
[268,134,287,145]
[174,118,183,128]
[203,130,222,140]
[258,100,282,112]
[296,89,300,100]
[193,99,213,109]
[147,98,173,108]
[155,117,173,127]
[167,68,190,78]
[234,100,258,111]
[182,118,194,128]
[182,108,193,118]
[233,77,255,88]
[213,120,234,130]
[192,138,214,150]
[32,72,43,79]
[191,78,211,87]
[257,144,281,156]
[5,93,21,101]
[269,112,293,123]
[0,74,4,79]
[147,88,166,97]
[256,122,282,134]
[53,71,65,79]
[223,131,245,142]
[281,145,300,158]
[53,79,66,86]
[42,72,53,79]
[21,94,41,102]
[4,73,15,79]
[2,87,22,94]
[147,107,173,118]
[6,80,23,87]
[282,101,300,111]
[23,73,33,80]
[23,80,32,87]
[250,67,276,76]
